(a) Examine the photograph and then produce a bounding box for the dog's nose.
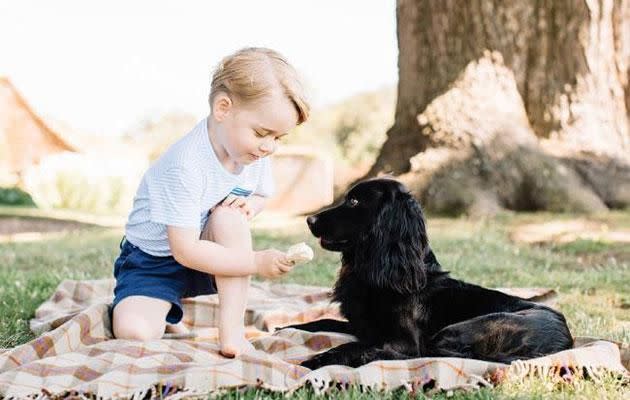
[306,215,317,227]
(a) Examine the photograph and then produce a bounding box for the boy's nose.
[259,140,276,153]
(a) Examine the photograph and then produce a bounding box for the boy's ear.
[212,93,233,121]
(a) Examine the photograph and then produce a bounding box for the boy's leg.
[112,295,171,340]
[202,206,255,357]
[215,275,254,356]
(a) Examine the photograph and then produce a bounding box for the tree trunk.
[363,0,630,214]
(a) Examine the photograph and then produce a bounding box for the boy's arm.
[167,226,256,276]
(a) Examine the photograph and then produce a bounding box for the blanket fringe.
[297,372,493,396]
[4,364,628,400]
[2,383,210,400]
[7,388,104,400]
[502,360,629,386]
[3,358,627,398]
[125,383,209,400]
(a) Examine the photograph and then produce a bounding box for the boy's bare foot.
[220,337,256,358]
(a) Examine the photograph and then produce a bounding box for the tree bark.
[362,0,630,214]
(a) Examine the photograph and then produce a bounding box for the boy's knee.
[205,207,248,234]
[211,206,247,224]
[113,313,165,341]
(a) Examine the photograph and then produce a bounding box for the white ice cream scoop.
[286,242,314,265]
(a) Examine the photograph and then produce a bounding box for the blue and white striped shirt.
[124,118,274,256]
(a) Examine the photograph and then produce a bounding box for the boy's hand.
[220,194,254,220]
[254,249,294,278]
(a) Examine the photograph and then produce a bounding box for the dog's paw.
[274,324,299,332]
[300,357,325,370]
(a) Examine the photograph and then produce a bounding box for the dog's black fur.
[285,178,573,369]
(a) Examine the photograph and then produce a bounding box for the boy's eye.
[254,130,265,138]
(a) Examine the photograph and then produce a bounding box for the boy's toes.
[220,339,255,358]
[219,345,238,358]
[220,341,243,358]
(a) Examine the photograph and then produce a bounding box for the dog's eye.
[348,198,359,207]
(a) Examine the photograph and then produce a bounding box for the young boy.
[111,47,310,357]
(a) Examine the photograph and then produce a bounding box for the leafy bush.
[288,87,395,167]
[22,152,147,215]
[0,187,35,206]
[124,112,198,162]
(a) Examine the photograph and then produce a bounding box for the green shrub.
[124,112,198,162]
[0,187,35,206]
[22,152,146,215]
[285,87,395,167]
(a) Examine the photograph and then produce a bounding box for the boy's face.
[217,90,299,165]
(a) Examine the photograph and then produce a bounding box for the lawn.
[0,208,628,399]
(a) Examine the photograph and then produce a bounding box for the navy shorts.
[112,237,217,324]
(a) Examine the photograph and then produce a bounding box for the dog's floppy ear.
[354,187,428,294]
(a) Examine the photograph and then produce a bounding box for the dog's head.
[307,178,428,293]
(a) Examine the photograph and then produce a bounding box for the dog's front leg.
[278,319,353,334]
[300,341,410,369]
[301,342,369,369]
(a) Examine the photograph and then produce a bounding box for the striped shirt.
[124,118,274,256]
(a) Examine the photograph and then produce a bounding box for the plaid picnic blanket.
[0,279,627,399]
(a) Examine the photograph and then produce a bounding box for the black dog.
[286,178,573,369]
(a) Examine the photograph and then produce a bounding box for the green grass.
[0,208,628,398]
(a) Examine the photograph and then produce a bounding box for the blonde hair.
[209,47,310,124]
